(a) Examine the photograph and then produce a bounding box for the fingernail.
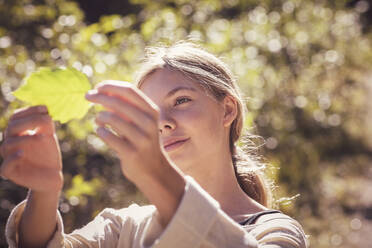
[87,89,98,95]
[86,90,98,100]
[96,127,108,137]
[38,106,48,113]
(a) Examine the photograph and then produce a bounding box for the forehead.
[139,68,206,99]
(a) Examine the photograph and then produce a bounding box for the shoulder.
[254,211,304,230]
[244,212,309,248]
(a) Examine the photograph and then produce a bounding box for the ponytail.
[232,145,272,207]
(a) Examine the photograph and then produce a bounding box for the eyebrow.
[165,86,197,99]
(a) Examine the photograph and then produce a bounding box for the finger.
[4,106,48,140]
[86,93,158,133]
[9,105,48,122]
[0,150,23,180]
[96,111,148,143]
[0,134,44,158]
[90,81,159,118]
[6,114,54,138]
[96,126,134,156]
[87,94,132,122]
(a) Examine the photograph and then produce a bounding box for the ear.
[222,95,238,127]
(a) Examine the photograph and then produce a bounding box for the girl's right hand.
[0,105,63,193]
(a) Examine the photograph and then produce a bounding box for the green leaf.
[13,67,92,123]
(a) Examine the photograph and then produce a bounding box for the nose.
[158,111,176,134]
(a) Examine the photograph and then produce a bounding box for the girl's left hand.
[86,81,186,226]
[85,81,169,182]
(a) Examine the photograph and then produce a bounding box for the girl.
[2,41,308,247]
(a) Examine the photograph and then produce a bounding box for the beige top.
[5,176,309,248]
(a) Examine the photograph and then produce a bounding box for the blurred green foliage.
[1,0,372,247]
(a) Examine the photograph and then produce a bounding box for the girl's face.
[140,68,229,173]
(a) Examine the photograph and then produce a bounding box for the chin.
[168,156,192,172]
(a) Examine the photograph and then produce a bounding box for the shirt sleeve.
[142,175,308,248]
[5,200,65,248]
[62,207,134,248]
[5,200,137,248]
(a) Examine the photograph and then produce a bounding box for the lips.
[163,138,189,149]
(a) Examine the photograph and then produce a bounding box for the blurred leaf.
[100,15,123,33]
[66,174,102,197]
[13,67,92,123]
[141,16,161,40]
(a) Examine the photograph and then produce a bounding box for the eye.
[175,97,191,106]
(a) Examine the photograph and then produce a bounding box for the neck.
[185,154,268,221]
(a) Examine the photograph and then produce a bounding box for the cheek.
[176,108,203,129]
[178,106,223,140]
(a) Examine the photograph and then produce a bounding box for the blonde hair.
[134,41,272,207]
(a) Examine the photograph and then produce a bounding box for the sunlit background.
[0,0,372,247]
